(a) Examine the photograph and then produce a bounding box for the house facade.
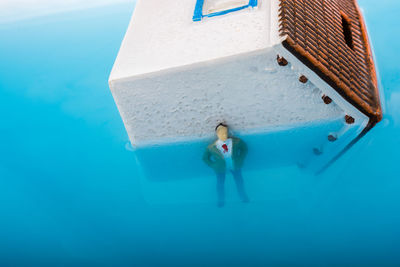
[109,0,382,174]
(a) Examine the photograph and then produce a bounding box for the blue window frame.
[193,0,258,22]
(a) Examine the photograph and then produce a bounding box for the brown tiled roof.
[278,0,382,123]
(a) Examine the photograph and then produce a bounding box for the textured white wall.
[110,0,272,81]
[111,49,344,146]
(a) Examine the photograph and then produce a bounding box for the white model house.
[109,0,382,176]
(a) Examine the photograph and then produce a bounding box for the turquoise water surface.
[1,1,400,265]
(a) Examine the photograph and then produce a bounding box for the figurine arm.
[235,139,248,168]
[203,148,216,168]
[239,139,248,158]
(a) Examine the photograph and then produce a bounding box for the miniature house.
[109,0,382,177]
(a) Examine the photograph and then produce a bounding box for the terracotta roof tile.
[279,0,382,123]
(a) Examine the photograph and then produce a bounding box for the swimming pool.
[1,0,400,265]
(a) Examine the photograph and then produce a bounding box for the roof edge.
[282,35,382,122]
[355,2,382,122]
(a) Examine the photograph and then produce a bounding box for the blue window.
[193,0,258,21]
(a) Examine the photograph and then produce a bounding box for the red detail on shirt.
[222,144,228,153]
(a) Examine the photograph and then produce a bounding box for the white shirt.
[216,138,234,170]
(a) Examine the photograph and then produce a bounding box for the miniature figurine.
[203,123,249,207]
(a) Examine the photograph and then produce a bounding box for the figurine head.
[215,123,229,141]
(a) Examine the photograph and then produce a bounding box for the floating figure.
[203,123,249,207]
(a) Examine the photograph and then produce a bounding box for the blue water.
[1,1,400,265]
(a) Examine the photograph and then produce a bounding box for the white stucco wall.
[111,49,344,146]
[109,0,273,81]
